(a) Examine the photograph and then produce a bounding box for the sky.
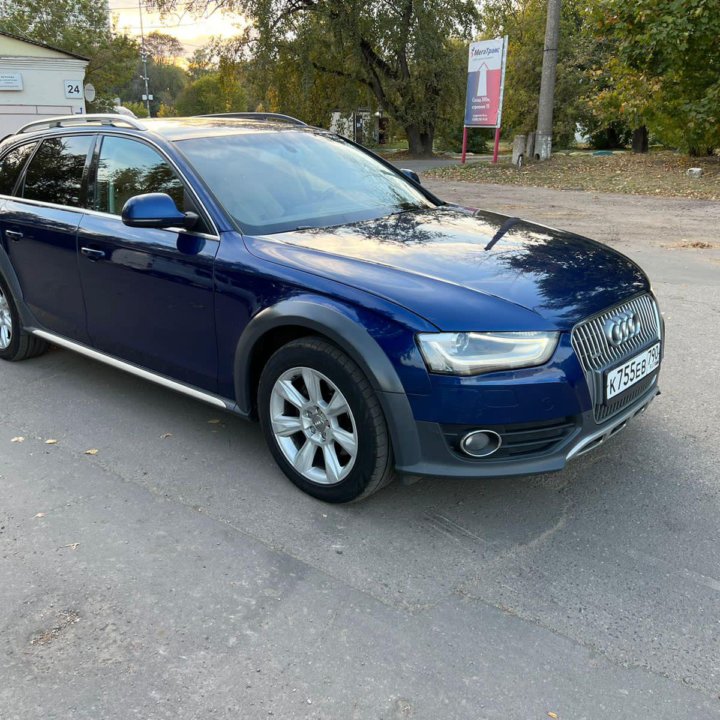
[108,0,246,55]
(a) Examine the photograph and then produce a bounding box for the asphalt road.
[2,183,719,719]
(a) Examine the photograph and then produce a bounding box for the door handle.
[80,247,106,261]
[5,230,23,241]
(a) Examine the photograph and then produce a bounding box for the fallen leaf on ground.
[11,436,25,443]
[34,512,46,518]
[207,419,222,424]
[45,439,58,445]
[84,449,99,456]
[548,713,559,719]
[681,240,713,249]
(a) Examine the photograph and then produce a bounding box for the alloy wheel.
[0,287,12,350]
[269,366,358,485]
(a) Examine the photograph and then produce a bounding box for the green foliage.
[186,48,215,81]
[435,125,491,154]
[151,0,479,156]
[480,0,594,148]
[144,31,184,63]
[123,101,150,118]
[138,0,720,155]
[175,73,247,115]
[117,58,187,115]
[592,0,720,154]
[243,33,374,127]
[0,0,139,109]
[156,103,177,117]
[586,122,632,150]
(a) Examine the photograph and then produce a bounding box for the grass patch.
[425,150,720,201]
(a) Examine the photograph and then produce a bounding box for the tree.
[592,0,720,155]
[239,31,375,128]
[123,101,150,118]
[480,0,594,148]
[118,57,187,115]
[186,47,214,81]
[175,73,247,115]
[144,31,184,64]
[150,0,479,156]
[0,0,139,111]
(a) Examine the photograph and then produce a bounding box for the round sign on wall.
[84,83,96,103]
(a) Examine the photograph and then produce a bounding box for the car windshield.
[177,130,435,235]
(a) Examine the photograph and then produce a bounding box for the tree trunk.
[632,126,648,154]
[405,124,434,157]
[605,125,621,149]
[690,146,715,156]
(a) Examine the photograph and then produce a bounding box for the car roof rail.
[16,114,148,135]
[197,112,308,127]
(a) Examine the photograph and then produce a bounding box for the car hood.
[244,207,649,331]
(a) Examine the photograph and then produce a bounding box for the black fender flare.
[0,244,23,298]
[0,244,36,327]
[233,299,421,468]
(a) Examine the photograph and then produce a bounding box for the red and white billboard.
[464,37,508,128]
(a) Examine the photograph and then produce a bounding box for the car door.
[0,140,37,278]
[2,134,94,341]
[76,134,219,392]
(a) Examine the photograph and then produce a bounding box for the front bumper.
[386,378,659,480]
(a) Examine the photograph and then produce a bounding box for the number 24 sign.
[64,80,82,99]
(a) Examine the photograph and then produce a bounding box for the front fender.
[233,298,425,468]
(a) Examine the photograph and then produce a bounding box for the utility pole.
[138,0,151,118]
[535,0,561,160]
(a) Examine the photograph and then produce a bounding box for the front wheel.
[258,337,394,503]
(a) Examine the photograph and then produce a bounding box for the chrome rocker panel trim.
[31,329,242,413]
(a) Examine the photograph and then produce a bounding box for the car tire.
[0,274,47,362]
[258,336,395,503]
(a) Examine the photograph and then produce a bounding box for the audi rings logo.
[604,312,641,347]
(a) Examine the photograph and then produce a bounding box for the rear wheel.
[0,275,47,362]
[258,337,394,503]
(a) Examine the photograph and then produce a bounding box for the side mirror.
[401,168,421,185]
[121,193,196,230]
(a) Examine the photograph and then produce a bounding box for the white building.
[0,31,89,138]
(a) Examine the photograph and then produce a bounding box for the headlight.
[417,331,559,376]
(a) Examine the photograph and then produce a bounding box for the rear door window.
[23,136,94,207]
[0,142,37,196]
[94,136,185,215]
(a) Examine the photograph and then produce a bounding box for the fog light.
[459,430,502,458]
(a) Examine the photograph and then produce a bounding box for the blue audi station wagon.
[0,114,663,502]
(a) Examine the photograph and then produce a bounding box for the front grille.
[572,293,661,423]
[595,374,656,422]
[442,417,578,460]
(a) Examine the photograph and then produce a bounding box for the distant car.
[0,113,663,502]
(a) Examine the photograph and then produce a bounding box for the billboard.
[464,37,508,128]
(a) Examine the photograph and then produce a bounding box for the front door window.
[94,136,185,216]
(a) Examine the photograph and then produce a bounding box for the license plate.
[606,343,661,401]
